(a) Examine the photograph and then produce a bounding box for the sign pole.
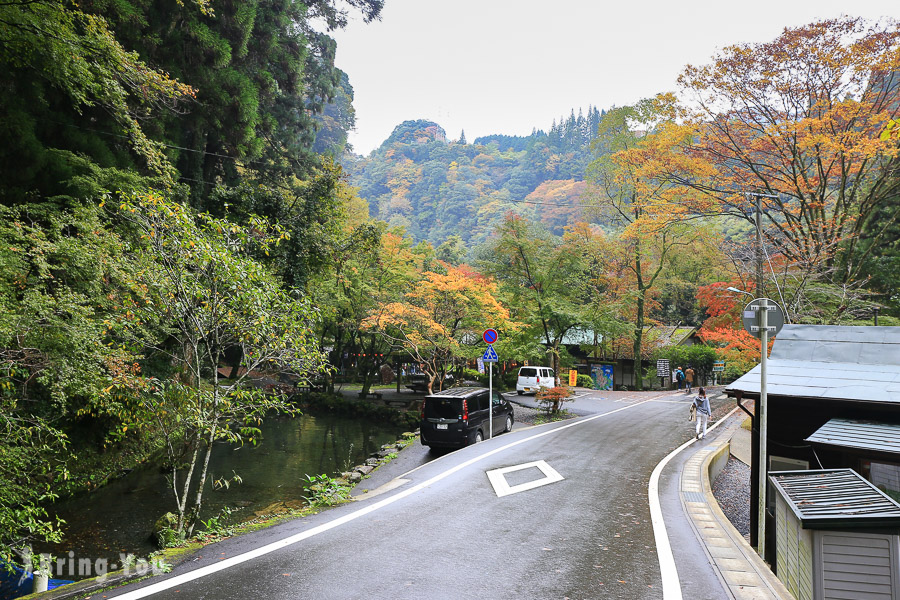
[488,361,493,439]
[481,330,499,441]
[757,299,769,558]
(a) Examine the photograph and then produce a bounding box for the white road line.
[648,407,737,600]
[486,460,564,497]
[113,399,673,599]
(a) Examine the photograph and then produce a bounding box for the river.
[33,412,406,573]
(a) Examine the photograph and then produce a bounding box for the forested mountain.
[342,107,605,246]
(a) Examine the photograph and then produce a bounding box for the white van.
[516,366,556,395]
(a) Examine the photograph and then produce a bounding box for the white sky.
[331,1,897,155]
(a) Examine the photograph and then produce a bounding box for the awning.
[769,469,900,530]
[806,418,900,456]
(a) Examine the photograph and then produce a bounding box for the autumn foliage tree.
[696,281,772,378]
[363,264,512,394]
[587,96,718,389]
[678,17,900,288]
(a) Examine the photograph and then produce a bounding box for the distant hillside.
[341,107,607,247]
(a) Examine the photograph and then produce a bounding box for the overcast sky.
[330,1,897,155]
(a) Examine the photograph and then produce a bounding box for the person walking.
[693,387,711,439]
[675,366,684,390]
[685,366,695,393]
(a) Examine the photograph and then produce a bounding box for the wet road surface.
[107,390,730,599]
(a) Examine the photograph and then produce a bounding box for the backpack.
[677,370,685,381]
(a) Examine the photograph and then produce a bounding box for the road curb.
[681,420,793,599]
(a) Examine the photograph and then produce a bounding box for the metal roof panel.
[805,419,900,455]
[769,469,900,529]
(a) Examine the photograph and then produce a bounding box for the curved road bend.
[109,391,729,599]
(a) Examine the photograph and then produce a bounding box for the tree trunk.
[633,243,645,391]
[186,422,217,537]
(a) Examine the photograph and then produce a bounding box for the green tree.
[110,192,326,536]
[314,225,423,394]
[482,215,587,375]
[587,97,716,389]
[0,201,140,565]
[0,0,197,203]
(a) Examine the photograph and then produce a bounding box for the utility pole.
[757,298,769,558]
[756,193,764,297]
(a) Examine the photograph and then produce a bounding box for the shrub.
[576,374,594,388]
[536,385,573,414]
[654,345,718,385]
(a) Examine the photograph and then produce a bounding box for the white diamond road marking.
[486,460,564,497]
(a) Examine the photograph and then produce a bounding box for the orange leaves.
[679,17,900,273]
[363,264,514,361]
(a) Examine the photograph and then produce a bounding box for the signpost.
[482,330,499,439]
[656,359,670,389]
[712,361,725,386]
[741,298,785,558]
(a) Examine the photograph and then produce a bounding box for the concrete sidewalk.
[681,413,790,599]
[730,419,752,466]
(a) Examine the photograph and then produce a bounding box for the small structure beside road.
[769,468,900,600]
[726,324,900,568]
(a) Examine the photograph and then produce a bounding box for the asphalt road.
[108,390,731,600]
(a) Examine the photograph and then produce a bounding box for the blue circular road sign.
[483,329,498,344]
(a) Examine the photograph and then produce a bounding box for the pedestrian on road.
[693,387,711,439]
[675,366,685,390]
[685,366,695,393]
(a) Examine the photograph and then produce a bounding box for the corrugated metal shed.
[769,469,900,529]
[806,419,900,456]
[726,324,900,403]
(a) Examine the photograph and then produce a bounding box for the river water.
[34,413,406,573]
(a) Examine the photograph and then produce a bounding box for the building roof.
[769,469,900,530]
[561,327,598,346]
[603,325,699,359]
[805,419,900,456]
[726,324,900,403]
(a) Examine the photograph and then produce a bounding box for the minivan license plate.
[524,387,531,391]
[436,423,448,430]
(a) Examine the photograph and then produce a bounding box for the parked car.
[420,387,514,450]
[516,366,556,395]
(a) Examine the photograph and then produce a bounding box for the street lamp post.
[730,287,784,559]
[757,299,769,558]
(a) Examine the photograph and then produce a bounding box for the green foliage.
[0,0,196,196]
[197,507,236,540]
[106,191,327,537]
[480,215,595,373]
[300,392,418,428]
[576,374,594,388]
[302,474,352,507]
[458,368,489,386]
[533,408,574,425]
[0,402,67,569]
[654,345,718,386]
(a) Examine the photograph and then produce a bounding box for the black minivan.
[420,387,514,450]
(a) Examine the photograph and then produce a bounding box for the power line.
[45,118,271,167]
